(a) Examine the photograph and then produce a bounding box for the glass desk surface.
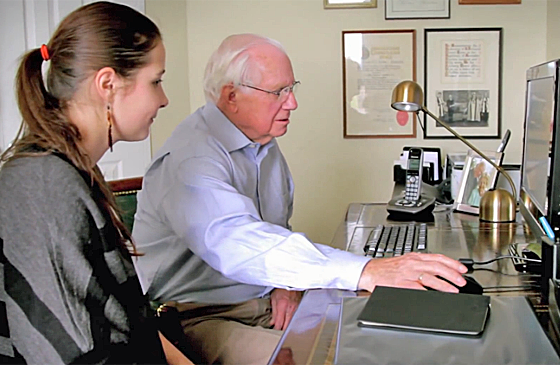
[268,203,548,365]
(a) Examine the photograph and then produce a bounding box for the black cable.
[459,255,542,271]
[473,267,540,277]
[476,255,541,265]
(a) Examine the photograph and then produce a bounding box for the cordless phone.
[404,148,423,202]
[386,147,436,217]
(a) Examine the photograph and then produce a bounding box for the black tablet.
[357,286,490,336]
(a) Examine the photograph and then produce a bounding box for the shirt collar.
[202,102,275,153]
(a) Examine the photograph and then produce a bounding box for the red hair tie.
[40,44,50,61]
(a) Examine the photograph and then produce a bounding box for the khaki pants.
[173,298,282,365]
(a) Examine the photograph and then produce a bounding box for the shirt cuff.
[316,245,372,291]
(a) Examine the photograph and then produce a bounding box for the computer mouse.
[458,275,484,295]
[432,275,484,295]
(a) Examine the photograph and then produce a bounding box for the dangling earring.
[106,104,113,152]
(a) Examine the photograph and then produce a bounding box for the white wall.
[147,0,548,245]
[146,0,191,151]
[547,0,560,60]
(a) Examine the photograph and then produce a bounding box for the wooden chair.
[108,176,143,233]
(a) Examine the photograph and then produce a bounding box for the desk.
[268,203,554,365]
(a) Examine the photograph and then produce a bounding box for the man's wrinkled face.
[233,45,298,145]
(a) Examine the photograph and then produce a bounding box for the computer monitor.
[519,59,559,237]
[520,66,553,221]
[519,59,560,332]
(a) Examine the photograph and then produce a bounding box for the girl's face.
[478,175,489,195]
[112,41,168,142]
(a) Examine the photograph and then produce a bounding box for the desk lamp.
[391,80,517,223]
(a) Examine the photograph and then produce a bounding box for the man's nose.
[283,91,298,110]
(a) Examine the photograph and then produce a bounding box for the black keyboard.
[363,223,427,258]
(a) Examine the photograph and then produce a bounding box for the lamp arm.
[421,107,517,201]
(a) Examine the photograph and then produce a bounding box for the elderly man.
[133,34,468,365]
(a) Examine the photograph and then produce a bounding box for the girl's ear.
[93,67,122,102]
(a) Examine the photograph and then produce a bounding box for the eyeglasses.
[239,81,300,102]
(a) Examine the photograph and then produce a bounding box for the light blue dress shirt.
[132,103,371,304]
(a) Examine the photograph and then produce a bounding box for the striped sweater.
[0,154,165,364]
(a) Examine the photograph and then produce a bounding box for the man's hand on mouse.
[357,252,468,293]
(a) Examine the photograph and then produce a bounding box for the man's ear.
[217,84,239,113]
[93,67,121,103]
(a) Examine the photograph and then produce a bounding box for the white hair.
[203,34,287,103]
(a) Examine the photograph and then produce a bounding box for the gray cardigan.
[0,154,163,364]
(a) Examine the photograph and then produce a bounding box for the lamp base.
[479,189,517,223]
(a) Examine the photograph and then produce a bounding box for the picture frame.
[343,29,416,138]
[459,0,520,4]
[424,28,502,139]
[454,149,504,215]
[324,0,377,9]
[385,0,450,19]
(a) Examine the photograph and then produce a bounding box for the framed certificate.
[343,29,416,138]
[385,0,450,19]
[459,0,520,4]
[424,28,502,139]
[324,0,377,8]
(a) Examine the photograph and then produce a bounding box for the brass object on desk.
[479,189,517,224]
[391,80,516,223]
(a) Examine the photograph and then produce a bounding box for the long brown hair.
[1,1,161,253]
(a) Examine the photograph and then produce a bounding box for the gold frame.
[459,0,520,4]
[324,0,377,9]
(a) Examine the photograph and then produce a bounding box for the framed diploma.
[424,28,502,139]
[385,0,450,20]
[459,0,520,4]
[324,0,377,8]
[342,29,416,139]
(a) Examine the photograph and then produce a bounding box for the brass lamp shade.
[391,80,518,223]
[479,189,517,222]
[391,81,424,112]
